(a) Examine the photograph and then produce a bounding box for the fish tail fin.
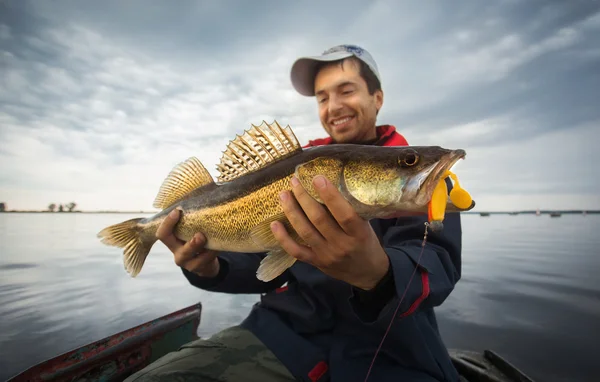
[97,218,157,277]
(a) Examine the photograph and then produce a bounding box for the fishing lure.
[427,170,473,231]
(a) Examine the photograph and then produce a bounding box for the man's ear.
[375,89,384,113]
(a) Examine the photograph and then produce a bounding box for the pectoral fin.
[250,212,296,249]
[250,213,304,282]
[257,248,297,282]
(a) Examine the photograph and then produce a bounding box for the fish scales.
[176,176,294,252]
[98,121,475,282]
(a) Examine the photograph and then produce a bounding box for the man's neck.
[332,127,379,145]
[356,136,380,145]
[306,125,399,148]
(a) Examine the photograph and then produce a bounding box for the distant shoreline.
[462,210,599,215]
[0,210,157,214]
[0,210,598,215]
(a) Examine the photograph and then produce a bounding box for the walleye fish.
[97,121,474,282]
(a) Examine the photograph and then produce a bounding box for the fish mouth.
[416,149,466,205]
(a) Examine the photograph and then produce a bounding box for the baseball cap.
[290,44,381,96]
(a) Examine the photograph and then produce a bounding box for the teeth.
[332,117,352,126]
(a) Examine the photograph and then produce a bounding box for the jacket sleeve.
[181,251,289,294]
[349,202,462,323]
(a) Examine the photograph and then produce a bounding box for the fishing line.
[363,222,430,382]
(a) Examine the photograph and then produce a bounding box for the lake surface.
[0,213,598,381]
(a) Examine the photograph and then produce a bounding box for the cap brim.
[290,51,353,96]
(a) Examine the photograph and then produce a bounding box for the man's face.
[314,58,383,144]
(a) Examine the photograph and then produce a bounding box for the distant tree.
[66,202,77,212]
[0,202,5,212]
[48,203,56,212]
[59,204,64,212]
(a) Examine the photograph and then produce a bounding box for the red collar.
[304,125,409,147]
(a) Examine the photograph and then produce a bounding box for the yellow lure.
[427,170,472,230]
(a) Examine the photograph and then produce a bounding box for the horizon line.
[1,209,598,214]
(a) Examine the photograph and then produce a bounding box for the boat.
[7,302,535,381]
[549,212,561,217]
[479,212,490,217]
[7,303,202,382]
[449,349,535,382]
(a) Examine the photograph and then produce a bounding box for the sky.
[1,0,599,212]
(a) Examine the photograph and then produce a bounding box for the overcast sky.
[1,0,599,212]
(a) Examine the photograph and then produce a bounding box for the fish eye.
[399,151,419,167]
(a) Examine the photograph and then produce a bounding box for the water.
[0,213,598,381]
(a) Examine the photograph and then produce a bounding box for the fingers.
[156,208,218,275]
[312,175,364,236]
[288,176,344,243]
[270,221,313,263]
[177,233,218,274]
[174,232,212,267]
[279,188,326,248]
[156,208,185,253]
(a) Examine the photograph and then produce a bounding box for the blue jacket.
[182,127,463,382]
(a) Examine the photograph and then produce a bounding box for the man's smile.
[330,115,355,130]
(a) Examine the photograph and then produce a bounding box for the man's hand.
[156,208,220,278]
[270,175,390,290]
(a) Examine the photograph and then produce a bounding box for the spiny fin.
[153,157,214,209]
[294,157,344,203]
[217,120,302,183]
[257,248,297,282]
[97,218,156,277]
[250,212,299,249]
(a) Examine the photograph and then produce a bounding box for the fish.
[97,121,474,282]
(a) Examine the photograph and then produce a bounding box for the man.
[126,45,463,382]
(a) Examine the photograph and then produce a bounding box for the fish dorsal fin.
[216,120,302,182]
[153,157,214,209]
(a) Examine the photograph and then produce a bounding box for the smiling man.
[296,45,386,145]
[126,45,463,382]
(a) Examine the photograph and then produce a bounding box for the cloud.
[0,0,598,211]
[378,4,600,146]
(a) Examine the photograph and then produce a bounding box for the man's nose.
[328,95,343,114]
